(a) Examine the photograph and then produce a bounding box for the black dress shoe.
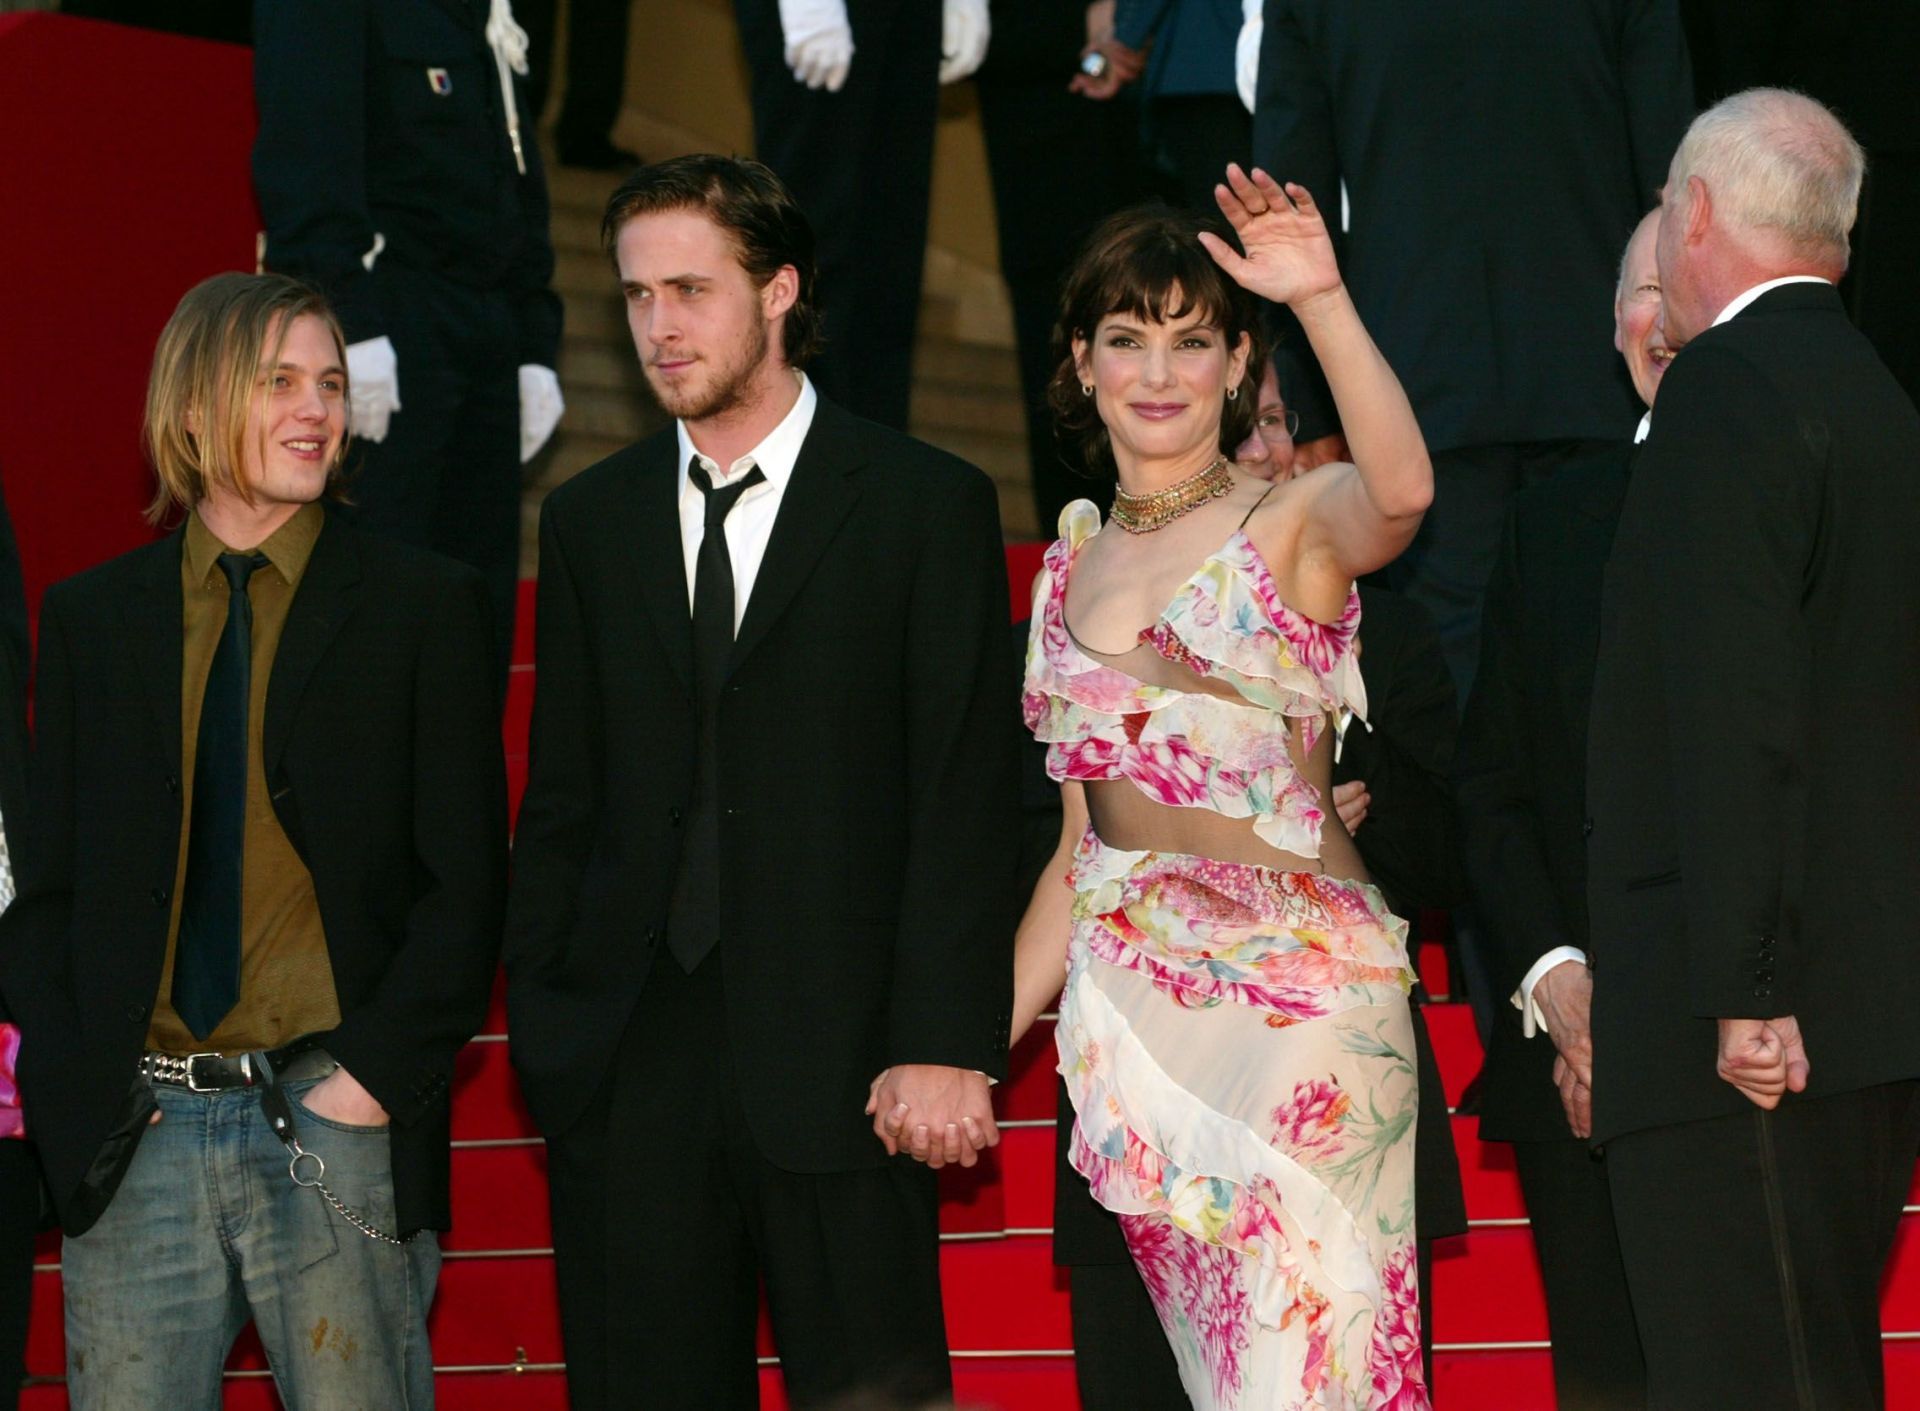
[557,135,642,171]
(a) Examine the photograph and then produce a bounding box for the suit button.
[645,927,659,945]
[1582,817,1594,838]
[125,1002,147,1023]
[150,886,169,906]
[1756,968,1774,984]
[1754,986,1772,1000]
[164,774,179,796]
[668,807,683,826]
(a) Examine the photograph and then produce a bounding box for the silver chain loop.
[284,1141,418,1246]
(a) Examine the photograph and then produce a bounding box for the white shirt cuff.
[1512,946,1587,1038]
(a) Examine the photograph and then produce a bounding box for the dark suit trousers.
[1512,1139,1645,1411]
[0,1142,35,1411]
[733,0,941,431]
[520,0,632,151]
[1146,93,1253,216]
[1387,439,1619,705]
[346,266,521,697]
[1605,1082,1920,1411]
[544,947,950,1410]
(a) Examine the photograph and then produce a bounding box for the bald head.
[1656,88,1863,342]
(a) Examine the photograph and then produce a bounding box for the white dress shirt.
[674,374,818,632]
[1512,275,1837,1039]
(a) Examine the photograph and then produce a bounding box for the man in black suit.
[0,467,35,1410]
[252,0,565,695]
[1455,209,1669,1411]
[0,273,506,1408]
[1588,90,1920,1406]
[1249,0,1693,699]
[731,0,987,431]
[504,155,1018,1410]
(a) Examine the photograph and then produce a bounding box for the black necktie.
[688,460,766,705]
[174,551,268,1041]
[668,460,765,973]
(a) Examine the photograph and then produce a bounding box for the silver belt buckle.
[183,1052,226,1092]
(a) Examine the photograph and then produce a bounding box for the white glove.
[779,0,854,93]
[519,363,565,463]
[939,0,990,84]
[345,335,401,444]
[1236,0,1262,114]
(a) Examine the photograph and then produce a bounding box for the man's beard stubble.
[647,315,772,423]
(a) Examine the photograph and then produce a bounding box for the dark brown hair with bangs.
[1047,204,1265,477]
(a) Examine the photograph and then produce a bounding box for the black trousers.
[519,0,633,152]
[1145,92,1254,216]
[0,1142,35,1411]
[976,71,1145,533]
[544,947,950,1410]
[346,266,521,697]
[1512,1138,1646,1411]
[1606,1081,1920,1411]
[1387,439,1619,706]
[733,0,941,431]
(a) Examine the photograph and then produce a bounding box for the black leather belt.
[140,1038,332,1092]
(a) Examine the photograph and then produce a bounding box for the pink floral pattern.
[1022,500,1366,858]
[1271,1078,1354,1164]
[1366,1245,1428,1411]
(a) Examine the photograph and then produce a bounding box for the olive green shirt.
[147,502,341,1055]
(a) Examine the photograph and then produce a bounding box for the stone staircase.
[522,156,1037,573]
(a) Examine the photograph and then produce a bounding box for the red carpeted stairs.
[19,571,1920,1408]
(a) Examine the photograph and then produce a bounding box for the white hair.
[1669,88,1865,267]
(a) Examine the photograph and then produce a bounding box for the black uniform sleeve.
[251,0,385,344]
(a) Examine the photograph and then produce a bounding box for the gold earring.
[1082,384,1094,397]
[1226,385,1240,401]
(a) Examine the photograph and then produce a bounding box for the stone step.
[563,381,658,442]
[910,380,1028,439]
[555,246,616,300]
[915,335,1022,396]
[562,290,626,343]
[557,335,647,396]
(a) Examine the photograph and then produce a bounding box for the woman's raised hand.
[1199,164,1342,310]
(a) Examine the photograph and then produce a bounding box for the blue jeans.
[62,1074,440,1410]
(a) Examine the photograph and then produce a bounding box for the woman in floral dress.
[1010,169,1435,1410]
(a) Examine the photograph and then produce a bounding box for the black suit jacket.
[1456,442,1633,1142]
[1587,283,1920,1142]
[1253,0,1691,448]
[0,513,507,1235]
[504,396,1019,1171]
[252,0,562,367]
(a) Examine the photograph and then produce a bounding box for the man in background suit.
[1248,0,1692,699]
[731,0,988,431]
[1588,90,1920,1406]
[1455,209,1669,1411]
[0,272,506,1408]
[504,155,1018,1410]
[253,0,566,695]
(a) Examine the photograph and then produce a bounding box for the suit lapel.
[729,400,864,672]
[264,514,362,778]
[122,533,186,774]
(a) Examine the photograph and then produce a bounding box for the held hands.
[1201,165,1343,313]
[302,1065,392,1128]
[778,0,854,92]
[1717,1015,1810,1109]
[1534,960,1595,1138]
[865,1064,1000,1169]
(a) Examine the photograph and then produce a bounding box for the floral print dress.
[1024,501,1428,1411]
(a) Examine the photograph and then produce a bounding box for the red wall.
[0,14,258,619]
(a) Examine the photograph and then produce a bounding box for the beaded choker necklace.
[1111,456,1234,534]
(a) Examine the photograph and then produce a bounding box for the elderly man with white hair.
[1586,87,1920,1408]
